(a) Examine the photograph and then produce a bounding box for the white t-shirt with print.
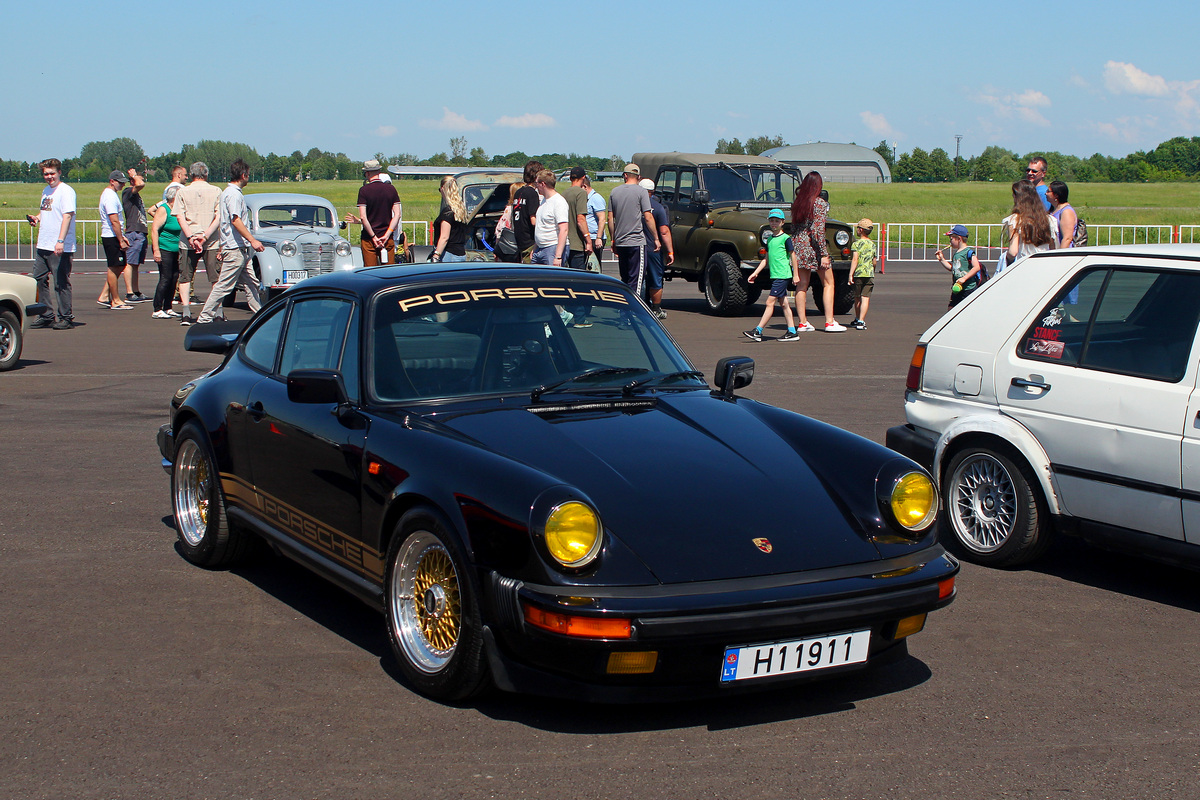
[37,182,78,252]
[99,187,124,238]
[533,192,569,249]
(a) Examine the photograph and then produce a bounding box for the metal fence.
[0,218,429,263]
[880,223,1188,266]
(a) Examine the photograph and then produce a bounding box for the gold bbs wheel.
[391,530,462,672]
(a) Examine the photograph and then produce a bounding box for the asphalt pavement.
[2,261,1198,799]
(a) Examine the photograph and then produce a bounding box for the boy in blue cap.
[743,209,800,342]
[935,224,983,308]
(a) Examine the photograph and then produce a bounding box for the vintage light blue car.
[249,193,360,298]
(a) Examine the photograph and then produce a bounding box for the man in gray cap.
[357,159,401,266]
[98,170,132,309]
[606,163,660,296]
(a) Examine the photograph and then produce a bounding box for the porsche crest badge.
[752,537,773,553]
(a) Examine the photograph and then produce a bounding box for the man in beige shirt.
[171,161,222,316]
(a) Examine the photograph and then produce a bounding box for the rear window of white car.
[1018,267,1200,382]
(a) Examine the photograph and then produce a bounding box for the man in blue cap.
[743,209,800,341]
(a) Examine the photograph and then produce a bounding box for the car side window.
[241,306,286,372]
[279,297,354,378]
[656,170,677,204]
[1018,267,1200,382]
[678,170,696,205]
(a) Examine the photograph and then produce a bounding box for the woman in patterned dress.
[790,171,845,332]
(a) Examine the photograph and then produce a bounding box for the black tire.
[743,287,762,307]
[385,508,489,701]
[811,268,855,316]
[171,421,252,568]
[0,309,21,371]
[942,446,1050,567]
[703,252,747,316]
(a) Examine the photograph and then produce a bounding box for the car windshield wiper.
[717,162,752,184]
[531,367,650,402]
[622,370,706,395]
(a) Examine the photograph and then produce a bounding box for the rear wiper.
[531,367,649,402]
[622,370,706,395]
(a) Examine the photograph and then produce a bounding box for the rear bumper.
[25,302,49,319]
[886,424,936,472]
[482,548,958,700]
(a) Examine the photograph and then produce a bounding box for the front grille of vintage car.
[300,242,335,274]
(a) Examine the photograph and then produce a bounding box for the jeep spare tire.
[704,252,748,316]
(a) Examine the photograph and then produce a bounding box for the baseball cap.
[639,178,655,191]
[569,166,587,181]
[622,163,640,176]
[856,218,874,231]
[945,224,970,238]
[109,170,128,183]
[768,209,785,219]
[362,159,381,171]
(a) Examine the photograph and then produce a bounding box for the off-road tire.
[811,268,855,316]
[703,252,747,316]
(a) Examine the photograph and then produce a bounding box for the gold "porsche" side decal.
[221,473,384,580]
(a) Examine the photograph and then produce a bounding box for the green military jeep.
[632,152,855,316]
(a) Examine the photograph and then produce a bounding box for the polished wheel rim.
[174,438,211,546]
[0,320,14,361]
[950,454,1017,553]
[391,531,461,673]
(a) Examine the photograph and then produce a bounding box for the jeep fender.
[933,413,1065,516]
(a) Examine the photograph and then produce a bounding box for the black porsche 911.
[157,263,957,702]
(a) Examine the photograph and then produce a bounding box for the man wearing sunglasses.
[1026,157,1050,211]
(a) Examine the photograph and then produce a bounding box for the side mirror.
[287,369,349,405]
[339,220,348,230]
[693,189,710,208]
[819,189,829,202]
[714,356,754,398]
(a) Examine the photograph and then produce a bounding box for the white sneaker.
[798,323,815,332]
[165,309,182,317]
[824,321,847,332]
[152,310,171,319]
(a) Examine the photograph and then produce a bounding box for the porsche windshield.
[701,165,800,204]
[371,282,700,401]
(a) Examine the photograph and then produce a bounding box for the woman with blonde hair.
[1000,180,1057,271]
[432,175,469,263]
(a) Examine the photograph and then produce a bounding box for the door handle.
[248,401,265,421]
[1011,377,1051,391]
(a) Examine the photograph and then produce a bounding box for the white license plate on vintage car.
[720,629,871,683]
[284,270,309,283]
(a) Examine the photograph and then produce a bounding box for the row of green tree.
[0,137,629,183]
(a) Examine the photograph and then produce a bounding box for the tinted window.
[279,297,354,376]
[1019,267,1200,382]
[241,306,285,372]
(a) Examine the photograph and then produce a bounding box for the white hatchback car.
[888,244,1200,568]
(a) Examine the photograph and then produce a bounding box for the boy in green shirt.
[848,218,876,330]
[743,209,800,342]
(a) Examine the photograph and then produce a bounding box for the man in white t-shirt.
[530,169,569,266]
[28,158,77,329]
[195,158,264,325]
[99,170,132,309]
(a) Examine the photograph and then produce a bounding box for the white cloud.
[419,108,488,132]
[372,125,397,137]
[974,88,1051,127]
[1088,116,1159,143]
[860,111,894,136]
[1104,61,1170,96]
[494,113,556,129]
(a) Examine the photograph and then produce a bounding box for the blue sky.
[5,0,1196,164]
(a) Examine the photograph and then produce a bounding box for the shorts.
[180,247,220,284]
[853,276,874,299]
[102,237,126,269]
[769,278,790,298]
[124,231,148,266]
[645,248,664,291]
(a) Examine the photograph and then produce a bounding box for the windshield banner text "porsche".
[397,286,629,313]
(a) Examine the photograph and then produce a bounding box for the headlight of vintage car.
[543,501,602,568]
[834,230,851,247]
[279,240,297,258]
[335,240,352,258]
[885,471,938,534]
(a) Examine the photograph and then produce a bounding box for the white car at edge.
[0,271,46,371]
[887,244,1200,568]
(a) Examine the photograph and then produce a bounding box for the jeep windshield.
[701,165,799,205]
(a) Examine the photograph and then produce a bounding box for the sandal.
[109,303,134,310]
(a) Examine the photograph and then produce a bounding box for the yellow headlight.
[891,472,937,531]
[544,501,602,567]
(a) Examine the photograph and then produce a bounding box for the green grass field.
[2,179,1196,245]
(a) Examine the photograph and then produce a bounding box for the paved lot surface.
[3,262,1199,799]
